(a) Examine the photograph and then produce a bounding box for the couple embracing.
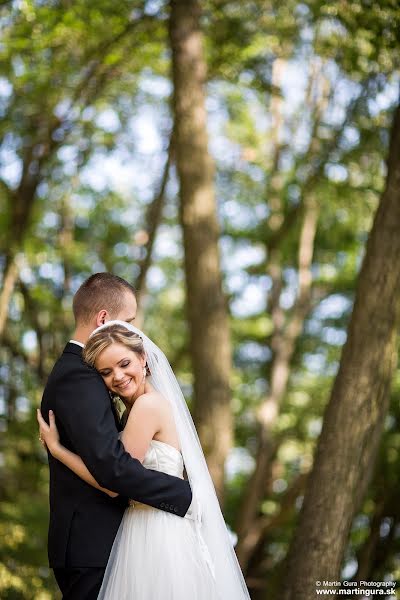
[38,273,249,599]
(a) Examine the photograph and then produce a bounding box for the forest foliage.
[0,1,400,598]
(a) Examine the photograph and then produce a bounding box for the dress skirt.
[97,502,221,600]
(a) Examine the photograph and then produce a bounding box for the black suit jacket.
[41,343,192,568]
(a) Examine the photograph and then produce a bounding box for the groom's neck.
[71,326,92,345]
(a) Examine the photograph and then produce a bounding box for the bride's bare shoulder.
[134,390,169,412]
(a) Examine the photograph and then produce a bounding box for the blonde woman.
[38,321,250,600]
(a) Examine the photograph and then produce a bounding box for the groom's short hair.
[73,273,136,325]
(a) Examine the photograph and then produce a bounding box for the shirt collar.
[69,339,85,348]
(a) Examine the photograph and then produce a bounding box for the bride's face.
[96,342,146,402]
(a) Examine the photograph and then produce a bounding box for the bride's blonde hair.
[83,324,146,368]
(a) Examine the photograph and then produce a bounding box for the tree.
[169,0,233,499]
[282,99,400,600]
[0,0,158,338]
[1,2,399,596]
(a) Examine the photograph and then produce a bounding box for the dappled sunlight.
[1,0,399,598]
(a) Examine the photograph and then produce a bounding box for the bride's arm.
[37,409,118,498]
[37,395,163,497]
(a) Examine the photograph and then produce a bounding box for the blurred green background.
[1,1,400,598]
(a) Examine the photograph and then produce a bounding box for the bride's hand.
[37,409,61,455]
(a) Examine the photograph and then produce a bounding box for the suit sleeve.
[53,362,192,517]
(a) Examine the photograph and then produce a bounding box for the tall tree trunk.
[169,0,232,500]
[282,102,400,600]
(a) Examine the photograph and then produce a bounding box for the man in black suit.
[41,273,192,599]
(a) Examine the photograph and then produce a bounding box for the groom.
[41,273,193,599]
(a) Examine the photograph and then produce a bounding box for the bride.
[37,320,250,599]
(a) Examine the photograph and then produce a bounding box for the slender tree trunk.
[353,475,400,583]
[0,256,19,337]
[134,136,173,328]
[236,199,318,569]
[353,498,386,582]
[169,0,232,500]
[0,170,39,339]
[282,102,400,600]
[0,23,148,340]
[243,470,309,598]
[236,61,330,569]
[236,76,384,577]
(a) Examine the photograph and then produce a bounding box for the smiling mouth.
[115,378,132,391]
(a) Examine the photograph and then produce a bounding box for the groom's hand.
[184,494,202,524]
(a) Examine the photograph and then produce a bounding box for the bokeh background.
[1,1,400,598]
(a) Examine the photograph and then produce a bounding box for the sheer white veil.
[91,320,250,599]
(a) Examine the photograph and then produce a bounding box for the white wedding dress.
[97,439,221,600]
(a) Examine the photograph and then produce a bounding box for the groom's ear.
[95,309,109,327]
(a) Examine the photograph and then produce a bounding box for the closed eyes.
[99,360,130,376]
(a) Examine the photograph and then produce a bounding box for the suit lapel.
[63,342,122,431]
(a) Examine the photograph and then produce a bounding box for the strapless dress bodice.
[142,439,184,479]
